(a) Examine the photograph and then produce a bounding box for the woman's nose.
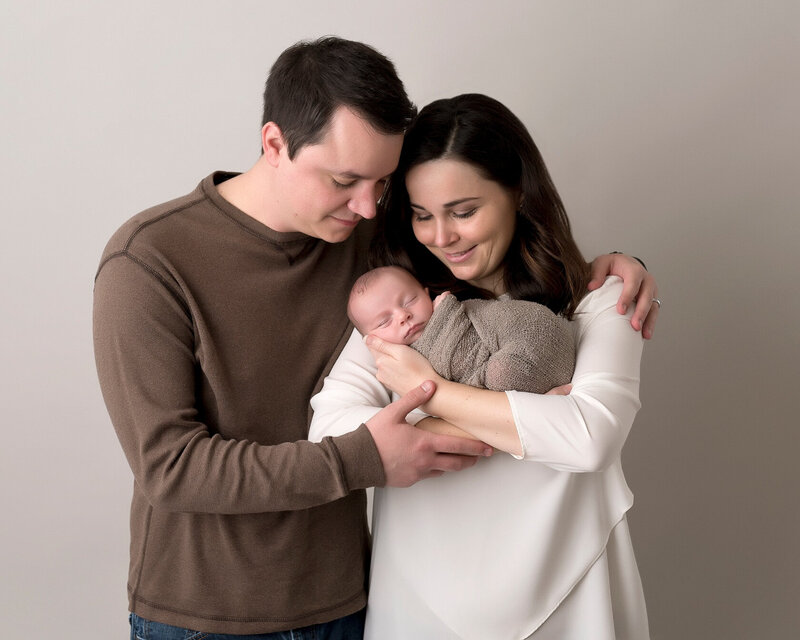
[433,220,457,247]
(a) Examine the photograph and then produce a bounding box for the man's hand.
[588,253,660,339]
[365,381,492,488]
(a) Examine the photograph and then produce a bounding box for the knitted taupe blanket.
[411,294,575,394]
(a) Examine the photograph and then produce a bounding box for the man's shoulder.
[100,181,208,260]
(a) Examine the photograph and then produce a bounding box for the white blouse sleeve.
[507,276,644,472]
[308,328,428,442]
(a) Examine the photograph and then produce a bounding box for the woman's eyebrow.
[410,196,479,211]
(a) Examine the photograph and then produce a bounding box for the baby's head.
[348,266,434,345]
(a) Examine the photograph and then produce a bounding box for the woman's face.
[406,158,517,296]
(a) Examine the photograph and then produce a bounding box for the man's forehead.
[327,105,387,137]
[308,106,403,174]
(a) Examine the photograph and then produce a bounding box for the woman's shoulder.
[574,275,624,315]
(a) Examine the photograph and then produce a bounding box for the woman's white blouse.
[309,276,650,639]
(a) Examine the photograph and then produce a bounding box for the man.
[94,37,658,638]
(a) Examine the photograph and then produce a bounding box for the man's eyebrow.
[410,196,479,211]
[338,171,366,179]
[336,171,391,181]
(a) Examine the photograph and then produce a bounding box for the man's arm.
[94,254,479,516]
[588,253,660,339]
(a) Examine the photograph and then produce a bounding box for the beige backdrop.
[2,1,798,638]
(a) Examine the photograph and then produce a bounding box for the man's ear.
[261,122,286,166]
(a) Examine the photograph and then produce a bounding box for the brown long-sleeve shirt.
[93,173,384,633]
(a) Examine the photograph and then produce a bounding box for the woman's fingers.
[365,334,395,357]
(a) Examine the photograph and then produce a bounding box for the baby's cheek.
[375,327,396,344]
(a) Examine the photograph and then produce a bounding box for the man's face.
[349,267,434,345]
[273,107,404,242]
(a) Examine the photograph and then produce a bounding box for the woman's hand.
[546,383,572,396]
[588,253,660,339]
[365,335,441,398]
[366,336,522,455]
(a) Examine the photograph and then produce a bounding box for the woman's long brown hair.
[372,93,590,318]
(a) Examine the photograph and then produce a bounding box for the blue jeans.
[129,609,365,640]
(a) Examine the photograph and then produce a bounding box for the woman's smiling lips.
[443,246,477,263]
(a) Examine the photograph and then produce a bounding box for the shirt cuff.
[331,423,386,489]
[505,390,526,460]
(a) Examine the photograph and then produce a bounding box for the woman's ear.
[261,122,286,166]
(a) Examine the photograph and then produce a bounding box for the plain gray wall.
[2,1,798,638]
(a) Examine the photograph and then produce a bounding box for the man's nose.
[348,184,378,219]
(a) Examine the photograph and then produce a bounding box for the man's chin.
[321,218,360,242]
[325,228,357,243]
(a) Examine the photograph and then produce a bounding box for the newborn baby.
[347,266,575,394]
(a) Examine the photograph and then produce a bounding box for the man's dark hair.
[262,36,416,159]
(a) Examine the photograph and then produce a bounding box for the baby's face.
[351,268,434,345]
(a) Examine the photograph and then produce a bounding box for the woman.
[309,94,651,639]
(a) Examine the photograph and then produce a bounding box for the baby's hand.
[432,291,451,309]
